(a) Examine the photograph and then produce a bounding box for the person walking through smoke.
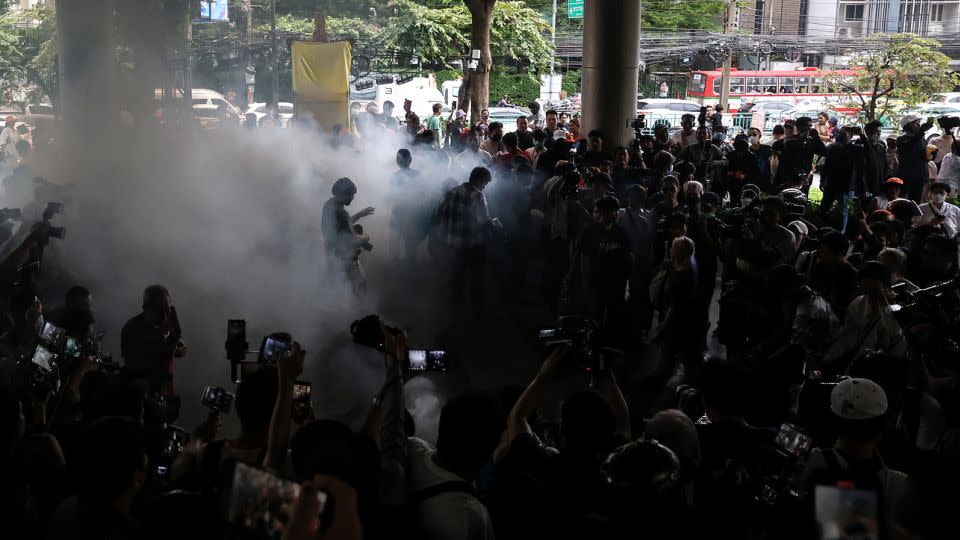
[321,177,375,293]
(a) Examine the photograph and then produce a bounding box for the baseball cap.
[553,129,568,141]
[455,109,466,119]
[900,114,922,128]
[830,378,888,420]
[884,177,904,185]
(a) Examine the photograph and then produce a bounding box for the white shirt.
[406,437,495,540]
[0,126,21,161]
[939,152,960,194]
[824,295,906,366]
[670,129,699,150]
[914,200,960,238]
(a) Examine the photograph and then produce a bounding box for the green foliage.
[0,7,57,106]
[641,0,725,31]
[487,66,540,104]
[489,1,553,74]
[562,69,581,96]
[824,34,960,122]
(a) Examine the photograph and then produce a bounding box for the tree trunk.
[463,0,496,124]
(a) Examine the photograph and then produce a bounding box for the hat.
[741,184,761,198]
[455,109,466,119]
[900,114,922,128]
[929,181,951,194]
[787,220,809,237]
[884,177,904,185]
[3,115,15,123]
[553,129,568,141]
[830,378,888,420]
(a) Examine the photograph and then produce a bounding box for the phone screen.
[31,345,55,371]
[202,385,235,414]
[292,381,312,422]
[161,426,189,459]
[40,321,65,344]
[539,329,557,339]
[65,337,81,358]
[775,423,812,457]
[407,349,428,371]
[261,337,292,363]
[406,350,448,372]
[814,484,880,540]
[226,462,327,540]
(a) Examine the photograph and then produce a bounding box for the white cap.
[830,378,888,420]
[553,129,568,141]
[900,114,922,128]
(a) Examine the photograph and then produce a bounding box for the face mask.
[933,193,947,205]
[749,136,759,146]
[870,133,881,144]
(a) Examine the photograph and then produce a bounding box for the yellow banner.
[291,40,351,130]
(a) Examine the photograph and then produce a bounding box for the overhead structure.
[580,0,643,148]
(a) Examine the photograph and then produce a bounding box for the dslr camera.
[538,316,619,373]
[350,314,401,353]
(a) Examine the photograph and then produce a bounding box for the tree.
[823,34,960,123]
[0,7,58,107]
[460,0,496,122]
[641,0,725,31]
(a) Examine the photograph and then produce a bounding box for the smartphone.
[292,381,312,423]
[774,423,812,458]
[539,329,557,339]
[406,349,448,372]
[64,336,82,358]
[31,345,56,372]
[225,461,327,540]
[40,321,65,345]
[161,425,189,460]
[201,385,235,415]
[260,336,292,363]
[814,482,881,540]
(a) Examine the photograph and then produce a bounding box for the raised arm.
[502,345,570,452]
[264,342,304,470]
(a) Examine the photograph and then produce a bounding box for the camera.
[350,314,401,353]
[406,349,448,372]
[538,316,619,373]
[41,202,65,240]
[938,115,960,131]
[39,320,66,349]
[259,333,293,364]
[201,385,235,415]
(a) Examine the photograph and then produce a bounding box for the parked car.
[636,99,702,129]
[243,102,295,126]
[735,101,794,130]
[928,92,960,106]
[487,106,531,133]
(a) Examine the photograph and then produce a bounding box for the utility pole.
[271,0,279,108]
[719,0,736,111]
[246,0,254,107]
[549,0,557,75]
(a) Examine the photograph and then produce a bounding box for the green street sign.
[569,0,583,19]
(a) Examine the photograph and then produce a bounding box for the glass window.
[689,73,707,94]
[795,77,810,94]
[192,98,207,105]
[763,77,778,94]
[779,77,794,94]
[845,5,864,21]
[730,77,745,95]
[811,78,823,94]
[746,77,762,94]
[684,103,701,112]
[712,78,721,96]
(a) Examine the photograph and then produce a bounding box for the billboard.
[198,0,229,22]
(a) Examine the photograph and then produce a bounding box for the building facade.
[804,0,960,38]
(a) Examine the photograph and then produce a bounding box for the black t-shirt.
[573,222,631,291]
[516,129,535,151]
[320,197,353,260]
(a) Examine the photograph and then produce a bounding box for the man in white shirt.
[406,392,502,540]
[454,126,493,170]
[914,181,960,238]
[669,114,699,150]
[938,140,960,193]
[0,116,21,164]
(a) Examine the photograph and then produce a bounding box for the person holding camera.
[896,114,936,202]
[120,285,186,395]
[321,177,375,292]
[772,116,827,187]
[913,181,960,239]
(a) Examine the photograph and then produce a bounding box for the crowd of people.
[3,97,960,540]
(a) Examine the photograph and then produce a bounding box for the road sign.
[568,0,583,19]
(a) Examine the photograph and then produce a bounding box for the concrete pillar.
[581,0,643,149]
[56,0,115,133]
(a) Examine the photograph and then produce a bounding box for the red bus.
[686,67,862,109]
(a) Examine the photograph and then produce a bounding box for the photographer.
[120,285,186,395]
[321,177,375,292]
[896,114,936,202]
[914,181,960,239]
[677,126,723,183]
[772,116,826,187]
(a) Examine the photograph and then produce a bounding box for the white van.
[154,88,242,118]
